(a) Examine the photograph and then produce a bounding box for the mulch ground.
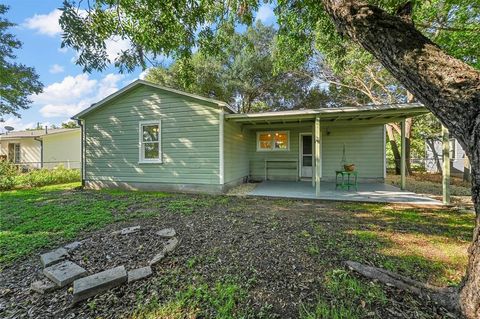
[0,191,461,318]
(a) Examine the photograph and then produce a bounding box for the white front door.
[300,134,313,178]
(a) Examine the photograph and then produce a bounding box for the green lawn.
[0,183,475,318]
[0,183,169,264]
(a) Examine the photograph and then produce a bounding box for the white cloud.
[49,64,65,74]
[96,73,125,100]
[40,103,88,118]
[105,37,131,62]
[35,73,124,118]
[256,5,275,23]
[23,9,62,37]
[0,117,36,133]
[24,10,130,64]
[34,74,97,105]
[138,68,152,80]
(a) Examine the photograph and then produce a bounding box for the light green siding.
[83,85,221,186]
[223,120,249,183]
[322,125,385,180]
[248,125,312,181]
[246,124,385,181]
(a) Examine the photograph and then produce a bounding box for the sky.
[1,0,276,133]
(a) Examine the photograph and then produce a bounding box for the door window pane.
[302,135,312,154]
[303,155,312,166]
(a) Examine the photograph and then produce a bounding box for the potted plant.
[340,143,356,171]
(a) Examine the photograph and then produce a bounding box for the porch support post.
[312,123,315,187]
[442,125,451,204]
[400,119,406,190]
[315,115,321,196]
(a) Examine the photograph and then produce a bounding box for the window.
[257,131,289,151]
[139,121,162,163]
[14,144,20,163]
[8,143,21,163]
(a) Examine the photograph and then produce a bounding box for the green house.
[72,80,428,196]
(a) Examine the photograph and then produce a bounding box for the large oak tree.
[60,1,480,317]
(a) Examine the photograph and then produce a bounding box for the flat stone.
[30,279,57,294]
[64,241,81,251]
[40,247,68,267]
[162,237,179,255]
[73,266,127,304]
[149,252,165,266]
[120,226,141,235]
[127,266,152,283]
[43,261,87,287]
[156,228,176,238]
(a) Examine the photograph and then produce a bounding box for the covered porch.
[225,103,453,204]
[247,181,442,205]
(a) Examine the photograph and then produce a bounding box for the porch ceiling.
[225,103,429,126]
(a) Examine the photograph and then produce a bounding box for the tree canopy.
[144,22,328,112]
[0,5,43,119]
[60,1,479,74]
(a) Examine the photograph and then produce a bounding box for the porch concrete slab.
[248,181,442,205]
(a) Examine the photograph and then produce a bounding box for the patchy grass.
[386,173,471,197]
[0,185,475,318]
[132,278,249,319]
[301,269,387,319]
[0,184,234,265]
[337,202,473,285]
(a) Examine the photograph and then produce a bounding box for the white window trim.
[256,131,290,152]
[138,120,162,164]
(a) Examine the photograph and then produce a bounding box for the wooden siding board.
[83,85,221,185]
[247,125,312,181]
[246,124,385,181]
[322,125,384,179]
[223,120,248,183]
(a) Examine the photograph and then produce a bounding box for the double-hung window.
[139,121,162,163]
[14,144,20,163]
[257,131,290,151]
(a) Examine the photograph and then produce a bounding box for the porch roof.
[225,103,428,126]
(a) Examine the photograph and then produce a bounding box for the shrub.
[15,165,81,188]
[0,160,18,190]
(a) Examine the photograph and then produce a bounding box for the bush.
[0,160,18,190]
[15,165,81,188]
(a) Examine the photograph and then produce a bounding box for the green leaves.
[144,22,328,112]
[0,4,43,118]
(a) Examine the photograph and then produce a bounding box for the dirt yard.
[0,184,474,318]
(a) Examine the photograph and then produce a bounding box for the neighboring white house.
[425,137,467,175]
[0,128,81,169]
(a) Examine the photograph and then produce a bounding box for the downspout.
[34,137,43,169]
[75,119,85,187]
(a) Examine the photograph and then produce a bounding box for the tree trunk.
[386,124,401,174]
[464,156,471,183]
[346,261,459,311]
[321,1,480,317]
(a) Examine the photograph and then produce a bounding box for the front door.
[300,134,313,178]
